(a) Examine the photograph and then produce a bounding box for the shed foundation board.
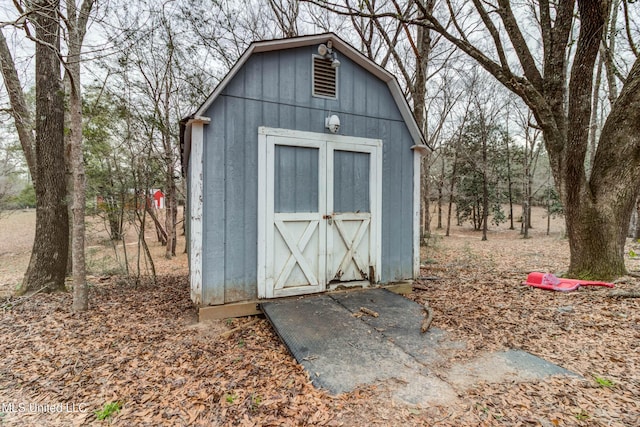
[261,289,579,406]
[382,281,413,295]
[198,301,261,321]
[196,284,413,322]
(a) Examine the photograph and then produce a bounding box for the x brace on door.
[274,220,320,289]
[332,217,370,280]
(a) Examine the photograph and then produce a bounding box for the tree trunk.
[522,158,530,239]
[565,58,640,279]
[481,182,488,240]
[473,200,479,230]
[565,199,629,280]
[436,155,444,229]
[421,161,431,237]
[445,147,457,237]
[546,187,552,236]
[70,84,87,310]
[20,0,69,295]
[106,194,124,240]
[146,203,168,245]
[558,0,640,279]
[162,38,177,259]
[481,119,489,241]
[67,0,94,312]
[505,135,515,230]
[163,126,177,258]
[527,174,533,229]
[414,2,433,239]
[635,198,640,240]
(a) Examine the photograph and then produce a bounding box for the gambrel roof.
[191,32,428,150]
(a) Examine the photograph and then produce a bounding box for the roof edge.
[192,33,427,148]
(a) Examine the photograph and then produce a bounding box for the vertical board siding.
[202,100,226,305]
[242,99,262,300]
[333,151,370,213]
[224,96,250,303]
[200,45,414,305]
[261,53,280,102]
[352,71,367,115]
[295,51,311,104]
[278,50,296,103]
[339,59,354,113]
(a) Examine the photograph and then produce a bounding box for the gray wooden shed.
[181,33,428,313]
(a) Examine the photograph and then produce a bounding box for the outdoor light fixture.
[318,41,341,68]
[325,114,340,133]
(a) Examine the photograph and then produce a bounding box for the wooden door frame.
[257,127,382,299]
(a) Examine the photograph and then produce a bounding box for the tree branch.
[496,0,544,91]
[0,29,36,179]
[566,0,606,205]
[471,0,509,70]
[622,0,638,58]
[539,0,552,65]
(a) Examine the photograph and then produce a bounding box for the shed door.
[327,144,375,284]
[259,129,381,299]
[267,140,327,298]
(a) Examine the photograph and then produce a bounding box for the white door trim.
[258,127,382,298]
[259,131,326,298]
[326,140,382,283]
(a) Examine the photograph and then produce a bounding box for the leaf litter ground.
[0,211,639,426]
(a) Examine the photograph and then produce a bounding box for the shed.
[181,33,428,316]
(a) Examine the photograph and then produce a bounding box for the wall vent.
[312,55,337,99]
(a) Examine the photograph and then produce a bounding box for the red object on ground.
[523,272,614,292]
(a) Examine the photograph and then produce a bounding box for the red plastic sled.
[523,272,614,292]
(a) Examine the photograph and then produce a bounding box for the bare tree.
[105,1,219,261]
[268,0,300,37]
[445,93,473,237]
[519,114,542,239]
[337,0,444,237]
[308,0,640,280]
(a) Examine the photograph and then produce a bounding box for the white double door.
[258,128,382,299]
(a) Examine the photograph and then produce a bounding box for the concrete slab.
[330,289,465,365]
[445,349,580,389]
[261,288,578,406]
[261,293,457,405]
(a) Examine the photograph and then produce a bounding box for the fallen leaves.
[409,231,640,426]
[0,229,639,426]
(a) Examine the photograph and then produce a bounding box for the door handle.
[323,214,333,225]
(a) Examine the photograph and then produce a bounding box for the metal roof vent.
[312,55,338,99]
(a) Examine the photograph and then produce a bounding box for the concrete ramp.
[261,288,577,406]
